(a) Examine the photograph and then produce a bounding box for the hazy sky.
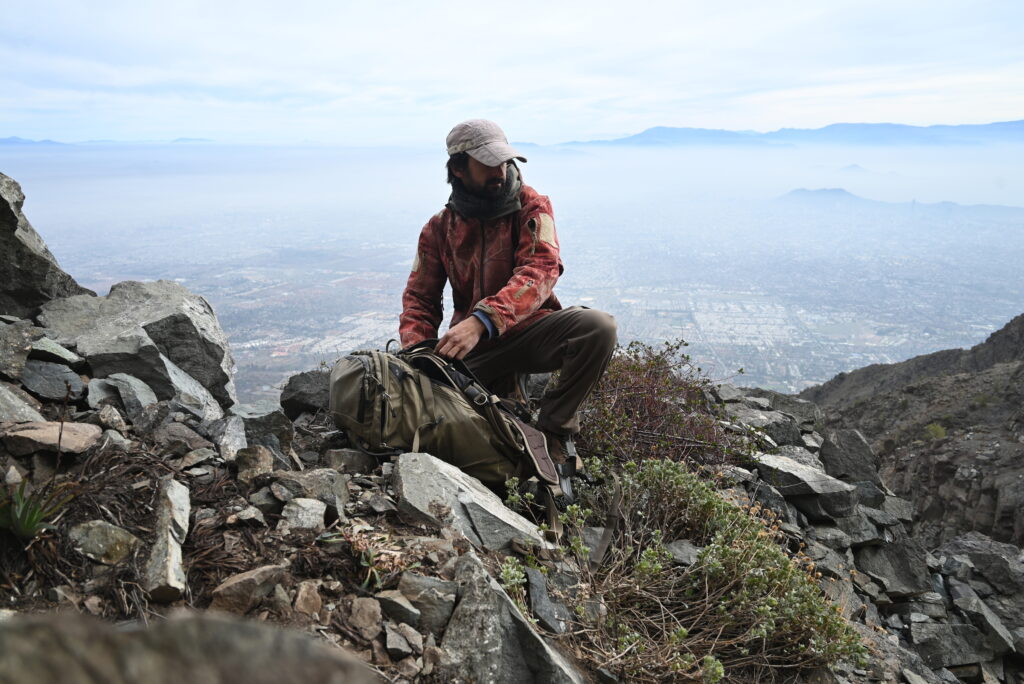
[2,1,1022,145]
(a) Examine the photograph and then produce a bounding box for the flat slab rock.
[1,421,102,455]
[393,452,553,552]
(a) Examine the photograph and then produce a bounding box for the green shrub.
[924,422,946,440]
[563,339,865,682]
[0,480,77,541]
[576,339,735,467]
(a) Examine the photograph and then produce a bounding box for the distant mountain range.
[564,119,1024,147]
[779,187,1024,215]
[0,136,64,146]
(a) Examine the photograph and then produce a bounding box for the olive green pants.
[466,307,617,437]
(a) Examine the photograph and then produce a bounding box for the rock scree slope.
[2,171,1024,682]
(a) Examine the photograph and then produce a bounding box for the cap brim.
[467,140,527,166]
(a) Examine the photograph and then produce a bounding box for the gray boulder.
[37,280,236,407]
[20,359,85,401]
[909,622,994,669]
[279,369,330,420]
[230,402,294,466]
[0,611,377,684]
[724,404,802,447]
[398,572,458,637]
[948,579,1015,654]
[0,173,93,318]
[393,452,552,552]
[754,452,859,521]
[941,532,1024,634]
[104,373,159,416]
[854,538,932,597]
[742,386,824,427]
[438,553,584,683]
[819,428,881,485]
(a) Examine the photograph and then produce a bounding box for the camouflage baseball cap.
[446,119,527,166]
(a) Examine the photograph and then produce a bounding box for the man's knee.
[578,308,617,351]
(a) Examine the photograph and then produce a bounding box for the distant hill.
[778,187,1024,218]
[566,126,770,147]
[565,119,1024,147]
[0,136,64,146]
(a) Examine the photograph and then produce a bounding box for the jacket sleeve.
[399,217,447,347]
[473,193,563,335]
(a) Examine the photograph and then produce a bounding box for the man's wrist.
[471,311,496,339]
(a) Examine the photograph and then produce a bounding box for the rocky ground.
[800,314,1024,549]
[5,169,1024,682]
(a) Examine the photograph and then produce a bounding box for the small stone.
[386,623,414,659]
[205,415,247,462]
[666,539,701,565]
[98,429,132,452]
[324,448,377,475]
[210,563,290,614]
[294,580,322,618]
[92,404,129,433]
[248,486,283,515]
[48,585,82,606]
[151,422,212,452]
[279,498,326,532]
[270,480,296,502]
[226,506,267,527]
[4,465,22,485]
[83,595,104,615]
[177,447,216,469]
[395,656,421,679]
[377,589,421,628]
[269,583,292,612]
[235,445,274,484]
[69,520,142,565]
[350,597,383,640]
[365,492,398,514]
[395,623,424,655]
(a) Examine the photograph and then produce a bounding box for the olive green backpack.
[328,343,568,506]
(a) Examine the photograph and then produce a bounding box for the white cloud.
[1,0,1021,143]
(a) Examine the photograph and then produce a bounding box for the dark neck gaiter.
[447,163,523,220]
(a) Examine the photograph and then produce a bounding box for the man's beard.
[466,177,506,200]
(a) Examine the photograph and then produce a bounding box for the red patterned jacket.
[399,184,563,348]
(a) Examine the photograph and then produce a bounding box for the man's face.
[454,156,508,198]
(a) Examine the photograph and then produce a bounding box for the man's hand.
[436,316,486,360]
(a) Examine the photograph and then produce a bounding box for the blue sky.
[1,0,1022,145]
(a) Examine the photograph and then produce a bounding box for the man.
[399,119,617,470]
